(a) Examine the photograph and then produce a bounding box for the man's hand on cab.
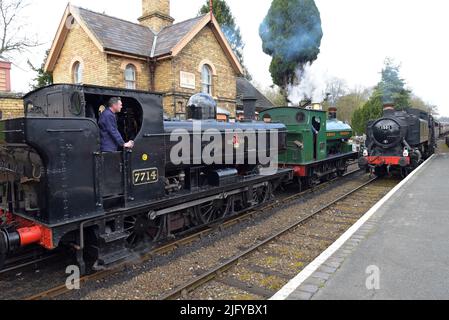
[124,141,134,149]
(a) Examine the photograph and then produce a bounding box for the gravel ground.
[185,179,398,300]
[0,165,365,301]
[57,172,382,300]
[0,253,74,300]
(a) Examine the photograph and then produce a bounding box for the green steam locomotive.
[259,106,358,190]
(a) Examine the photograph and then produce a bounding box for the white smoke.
[287,62,329,105]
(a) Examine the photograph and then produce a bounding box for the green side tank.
[259,107,328,165]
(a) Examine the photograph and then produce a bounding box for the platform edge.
[270,154,436,300]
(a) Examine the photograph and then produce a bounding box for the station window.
[125,64,137,89]
[201,64,213,95]
[72,61,83,84]
[175,101,186,120]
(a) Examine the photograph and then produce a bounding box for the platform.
[272,152,449,300]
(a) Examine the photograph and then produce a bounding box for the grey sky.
[10,0,449,116]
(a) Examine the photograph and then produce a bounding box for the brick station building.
[45,0,244,118]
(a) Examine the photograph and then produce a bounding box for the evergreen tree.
[259,0,323,91]
[379,58,410,110]
[27,49,53,90]
[351,59,411,134]
[199,0,251,80]
[351,91,383,135]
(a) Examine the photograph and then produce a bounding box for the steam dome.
[186,93,217,120]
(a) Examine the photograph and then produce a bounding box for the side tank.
[259,107,328,165]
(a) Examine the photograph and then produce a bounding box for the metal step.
[99,231,129,244]
[95,248,131,270]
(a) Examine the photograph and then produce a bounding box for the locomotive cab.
[1,85,167,226]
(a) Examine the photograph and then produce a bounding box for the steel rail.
[159,176,377,300]
[24,169,363,300]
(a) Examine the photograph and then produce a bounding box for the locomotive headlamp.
[403,149,409,157]
[363,149,369,157]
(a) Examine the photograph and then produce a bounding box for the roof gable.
[73,6,155,57]
[45,5,243,75]
[153,15,204,57]
[236,77,275,110]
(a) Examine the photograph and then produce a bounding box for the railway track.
[23,168,364,300]
[159,177,397,300]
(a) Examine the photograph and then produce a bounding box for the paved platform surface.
[280,153,449,300]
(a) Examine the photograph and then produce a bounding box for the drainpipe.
[148,57,156,92]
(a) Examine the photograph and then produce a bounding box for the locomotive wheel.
[196,201,220,224]
[124,214,165,248]
[295,177,303,193]
[374,167,387,178]
[337,167,347,177]
[251,183,273,206]
[0,230,7,270]
[216,196,234,219]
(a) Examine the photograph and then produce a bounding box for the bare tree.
[326,77,347,106]
[0,0,40,57]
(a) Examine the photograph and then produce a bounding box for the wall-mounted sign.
[180,71,196,89]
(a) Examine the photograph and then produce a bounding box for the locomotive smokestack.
[242,96,257,121]
[383,102,395,115]
[328,106,337,120]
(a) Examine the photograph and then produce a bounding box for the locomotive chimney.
[328,106,337,120]
[242,95,257,121]
[383,102,395,115]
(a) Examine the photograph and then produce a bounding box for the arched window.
[201,64,212,95]
[125,64,136,89]
[72,61,83,84]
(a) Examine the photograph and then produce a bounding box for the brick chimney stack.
[0,56,11,92]
[139,0,174,33]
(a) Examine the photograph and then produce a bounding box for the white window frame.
[125,64,137,90]
[73,61,83,84]
[201,64,213,95]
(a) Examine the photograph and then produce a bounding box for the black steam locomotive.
[0,84,291,273]
[359,105,436,177]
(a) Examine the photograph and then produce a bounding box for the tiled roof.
[74,6,205,58]
[154,15,205,56]
[75,6,154,57]
[236,77,275,110]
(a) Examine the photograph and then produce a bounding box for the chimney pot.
[139,0,174,33]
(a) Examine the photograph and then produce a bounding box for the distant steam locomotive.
[359,104,437,177]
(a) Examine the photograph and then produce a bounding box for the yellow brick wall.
[154,59,174,93]
[139,0,172,32]
[51,21,238,118]
[106,55,150,91]
[142,0,170,16]
[162,26,238,117]
[0,97,24,119]
[52,22,108,85]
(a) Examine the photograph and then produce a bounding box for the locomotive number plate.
[133,168,158,185]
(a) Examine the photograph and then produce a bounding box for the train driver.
[99,97,135,152]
